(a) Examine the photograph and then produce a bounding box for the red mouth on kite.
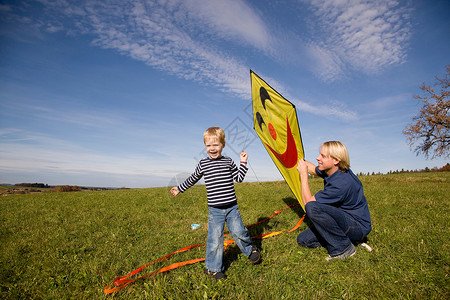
[256,86,298,169]
[264,117,298,168]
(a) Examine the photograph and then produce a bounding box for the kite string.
[241,123,262,184]
[246,161,260,183]
[242,125,251,151]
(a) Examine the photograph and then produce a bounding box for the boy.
[296,141,371,260]
[171,127,261,279]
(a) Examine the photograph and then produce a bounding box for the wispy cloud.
[3,0,365,120]
[304,43,345,82]
[295,98,358,121]
[252,73,359,121]
[302,0,412,81]
[180,0,271,50]
[59,0,263,98]
[0,100,125,130]
[0,129,178,178]
[367,93,411,110]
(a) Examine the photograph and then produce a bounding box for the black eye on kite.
[260,87,272,110]
[256,112,265,131]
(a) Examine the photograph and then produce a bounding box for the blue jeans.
[297,201,364,256]
[205,204,253,272]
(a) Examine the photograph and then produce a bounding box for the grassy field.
[1,172,449,299]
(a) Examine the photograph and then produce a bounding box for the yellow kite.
[251,70,305,209]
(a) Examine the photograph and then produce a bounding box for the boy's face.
[204,136,224,159]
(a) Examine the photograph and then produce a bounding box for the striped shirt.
[177,156,248,207]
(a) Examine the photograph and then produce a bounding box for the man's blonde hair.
[203,127,226,146]
[321,141,350,172]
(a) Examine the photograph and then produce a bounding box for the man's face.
[205,136,224,159]
[316,147,339,173]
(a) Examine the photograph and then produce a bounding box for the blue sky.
[0,0,449,188]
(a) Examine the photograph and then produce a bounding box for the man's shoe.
[204,269,226,279]
[360,242,373,252]
[248,245,261,264]
[325,243,356,261]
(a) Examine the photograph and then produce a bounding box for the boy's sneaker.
[325,243,356,261]
[204,269,226,279]
[248,245,261,264]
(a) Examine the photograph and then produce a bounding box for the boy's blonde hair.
[203,127,226,146]
[321,141,350,172]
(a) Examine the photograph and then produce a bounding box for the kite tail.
[104,203,304,294]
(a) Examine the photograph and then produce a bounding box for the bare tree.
[403,65,450,159]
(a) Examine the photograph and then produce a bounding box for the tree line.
[356,163,450,176]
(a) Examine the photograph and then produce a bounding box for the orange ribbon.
[104,203,304,294]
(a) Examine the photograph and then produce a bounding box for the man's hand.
[297,159,316,205]
[297,159,317,176]
[297,159,308,177]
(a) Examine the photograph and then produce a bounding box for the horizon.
[1,0,449,188]
[2,162,449,189]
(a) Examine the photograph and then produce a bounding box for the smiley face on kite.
[255,86,298,169]
[251,70,304,208]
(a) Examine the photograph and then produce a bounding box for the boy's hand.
[240,151,248,162]
[170,187,180,196]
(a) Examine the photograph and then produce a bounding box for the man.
[296,141,371,260]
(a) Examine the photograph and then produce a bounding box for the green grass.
[1,173,449,299]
